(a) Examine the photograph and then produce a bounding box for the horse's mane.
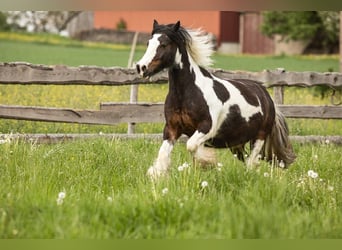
[153,23,214,67]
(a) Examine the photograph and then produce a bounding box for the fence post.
[273,86,284,105]
[127,32,139,134]
[273,68,284,104]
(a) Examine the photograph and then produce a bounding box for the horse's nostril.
[136,65,141,74]
[142,65,147,72]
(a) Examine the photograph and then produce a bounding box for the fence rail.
[1,62,342,88]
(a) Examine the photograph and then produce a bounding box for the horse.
[136,20,296,179]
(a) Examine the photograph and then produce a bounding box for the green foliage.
[261,11,340,53]
[0,12,10,31]
[261,11,322,41]
[116,18,127,31]
[0,138,341,238]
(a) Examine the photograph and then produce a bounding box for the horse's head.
[136,20,183,78]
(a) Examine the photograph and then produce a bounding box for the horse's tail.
[265,107,296,167]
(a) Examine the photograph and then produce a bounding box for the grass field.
[0,32,341,239]
[0,138,341,238]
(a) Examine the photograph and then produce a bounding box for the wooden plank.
[100,102,164,123]
[0,104,164,125]
[277,105,342,119]
[211,69,342,88]
[1,104,340,126]
[1,62,342,88]
[0,62,168,86]
[102,103,342,120]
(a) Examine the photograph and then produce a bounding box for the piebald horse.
[136,20,296,179]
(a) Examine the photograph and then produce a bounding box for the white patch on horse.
[175,49,183,69]
[213,76,264,122]
[147,139,173,179]
[136,34,161,76]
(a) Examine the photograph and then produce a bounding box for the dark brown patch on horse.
[228,79,261,106]
[207,104,263,148]
[199,66,212,78]
[213,80,230,104]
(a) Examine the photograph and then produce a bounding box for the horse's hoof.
[146,167,167,180]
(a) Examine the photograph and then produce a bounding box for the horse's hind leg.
[246,139,264,168]
[230,145,245,162]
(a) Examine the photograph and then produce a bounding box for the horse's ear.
[173,21,180,31]
[153,19,159,29]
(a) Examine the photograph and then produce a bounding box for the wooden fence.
[0,62,341,143]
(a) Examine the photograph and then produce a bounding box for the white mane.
[186,29,215,67]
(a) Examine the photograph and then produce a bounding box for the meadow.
[0,32,341,239]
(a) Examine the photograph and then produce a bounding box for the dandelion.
[201,181,208,188]
[56,191,66,205]
[58,192,66,199]
[233,154,238,158]
[308,170,318,179]
[325,139,330,145]
[177,165,184,172]
[0,137,11,144]
[107,196,113,203]
[217,162,223,167]
[328,186,334,191]
[279,160,285,168]
[182,162,189,168]
[263,172,270,177]
[162,188,168,196]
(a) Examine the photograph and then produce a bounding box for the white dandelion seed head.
[328,186,334,191]
[178,165,184,172]
[308,170,318,179]
[182,162,189,168]
[162,188,168,195]
[217,162,223,167]
[201,181,208,188]
[279,160,285,168]
[107,196,113,202]
[56,198,64,205]
[58,192,66,199]
[263,172,270,177]
[233,154,238,158]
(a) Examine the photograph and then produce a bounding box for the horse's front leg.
[187,130,217,166]
[147,126,177,179]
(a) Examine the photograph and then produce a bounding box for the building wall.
[94,11,220,39]
[241,12,274,54]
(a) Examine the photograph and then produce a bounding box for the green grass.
[0,138,341,238]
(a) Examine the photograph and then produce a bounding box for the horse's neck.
[168,50,201,94]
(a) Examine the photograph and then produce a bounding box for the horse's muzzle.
[136,64,148,77]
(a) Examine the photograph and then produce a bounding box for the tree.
[5,11,82,34]
[261,11,339,53]
[0,12,10,31]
